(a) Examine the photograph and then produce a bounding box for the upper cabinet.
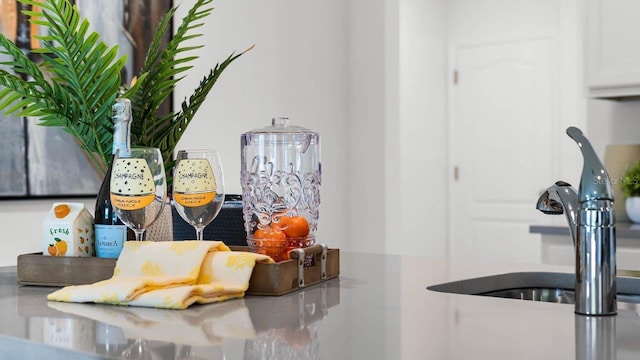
[586,0,640,99]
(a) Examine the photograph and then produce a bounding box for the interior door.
[449,38,555,263]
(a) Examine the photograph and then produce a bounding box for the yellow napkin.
[47,241,273,309]
[48,299,257,345]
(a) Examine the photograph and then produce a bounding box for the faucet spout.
[536,181,579,246]
[536,127,616,316]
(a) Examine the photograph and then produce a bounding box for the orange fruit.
[54,204,70,219]
[252,226,287,261]
[278,216,310,238]
[253,246,288,261]
[253,227,286,240]
[54,237,67,256]
[47,244,57,256]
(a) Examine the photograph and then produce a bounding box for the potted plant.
[621,161,640,223]
[0,0,251,189]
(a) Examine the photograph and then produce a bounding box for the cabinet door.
[586,0,640,99]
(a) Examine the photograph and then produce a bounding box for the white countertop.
[0,252,637,359]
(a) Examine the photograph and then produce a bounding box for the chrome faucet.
[536,127,616,316]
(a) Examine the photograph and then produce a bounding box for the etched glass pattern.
[241,156,321,234]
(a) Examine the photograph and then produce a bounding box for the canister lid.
[243,117,317,135]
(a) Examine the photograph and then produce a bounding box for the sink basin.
[427,270,640,310]
[482,288,575,303]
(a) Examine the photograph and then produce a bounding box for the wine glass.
[172,149,225,240]
[110,147,167,241]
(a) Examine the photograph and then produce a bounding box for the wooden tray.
[17,244,339,296]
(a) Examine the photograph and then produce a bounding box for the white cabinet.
[585,0,640,99]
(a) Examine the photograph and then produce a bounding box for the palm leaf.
[0,36,50,89]
[0,0,250,184]
[0,0,127,174]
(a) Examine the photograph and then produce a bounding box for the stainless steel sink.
[482,288,576,303]
[427,270,640,310]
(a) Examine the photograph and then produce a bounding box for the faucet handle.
[566,127,614,203]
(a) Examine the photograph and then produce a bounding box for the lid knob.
[272,117,290,127]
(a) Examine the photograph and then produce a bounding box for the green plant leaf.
[0,0,127,175]
[621,162,640,197]
[0,0,250,185]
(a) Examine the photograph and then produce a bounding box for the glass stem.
[194,226,204,241]
[134,229,145,241]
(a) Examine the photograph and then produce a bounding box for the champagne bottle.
[94,98,134,257]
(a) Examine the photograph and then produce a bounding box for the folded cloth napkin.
[47,240,273,309]
[48,298,256,345]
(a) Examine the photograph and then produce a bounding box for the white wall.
[347,0,388,254]
[394,0,448,256]
[346,0,449,257]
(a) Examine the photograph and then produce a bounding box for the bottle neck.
[112,99,132,157]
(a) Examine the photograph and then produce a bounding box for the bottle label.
[94,224,127,258]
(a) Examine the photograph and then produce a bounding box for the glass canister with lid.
[240,117,321,262]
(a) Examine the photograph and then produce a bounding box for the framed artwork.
[0,0,172,199]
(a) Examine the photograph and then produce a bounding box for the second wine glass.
[172,149,225,240]
[110,147,167,241]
